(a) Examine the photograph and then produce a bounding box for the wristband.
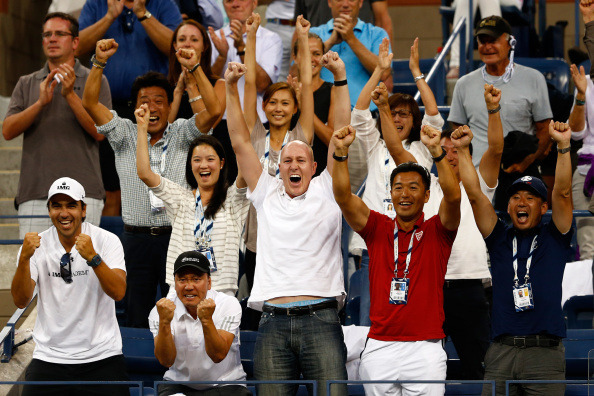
[91,54,106,69]
[432,148,447,162]
[576,98,586,106]
[557,146,571,154]
[414,74,425,82]
[334,79,348,87]
[138,10,152,21]
[188,95,202,103]
[332,152,348,162]
[189,62,200,73]
[236,50,245,56]
[488,105,501,114]
[87,254,102,268]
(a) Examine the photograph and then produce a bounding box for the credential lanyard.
[512,235,538,285]
[156,130,169,175]
[263,131,290,177]
[194,191,213,246]
[383,147,392,196]
[393,224,418,278]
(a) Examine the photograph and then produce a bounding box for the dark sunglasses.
[60,253,73,284]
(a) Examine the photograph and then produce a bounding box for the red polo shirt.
[359,210,457,341]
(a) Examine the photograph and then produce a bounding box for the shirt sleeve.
[422,113,444,131]
[96,111,132,148]
[78,0,99,30]
[172,113,209,137]
[100,231,127,272]
[148,305,160,337]
[369,26,389,55]
[154,0,183,30]
[5,76,26,117]
[217,296,242,336]
[247,171,274,210]
[351,108,380,156]
[547,220,575,247]
[358,209,382,242]
[151,176,188,224]
[484,218,507,253]
[530,71,553,122]
[448,79,468,125]
[228,183,251,231]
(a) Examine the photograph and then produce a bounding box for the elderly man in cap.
[453,121,574,396]
[11,177,128,396]
[149,251,249,396]
[449,15,552,173]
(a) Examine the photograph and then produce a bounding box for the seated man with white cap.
[149,250,249,396]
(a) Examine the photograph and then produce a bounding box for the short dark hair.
[292,32,324,56]
[440,128,473,156]
[185,135,229,219]
[131,72,173,106]
[376,93,422,142]
[390,162,431,191]
[43,12,79,37]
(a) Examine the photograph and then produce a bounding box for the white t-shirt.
[19,222,126,364]
[247,170,346,311]
[210,25,282,123]
[148,289,246,389]
[423,173,495,279]
[349,107,444,252]
[570,76,594,175]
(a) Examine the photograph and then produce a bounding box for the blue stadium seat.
[240,330,258,379]
[99,216,124,240]
[443,337,462,380]
[566,383,594,395]
[391,59,446,106]
[565,329,594,379]
[445,383,483,395]
[348,269,365,299]
[563,295,594,330]
[120,327,166,385]
[129,386,156,396]
[514,57,570,93]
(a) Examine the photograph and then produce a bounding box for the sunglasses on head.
[60,253,73,284]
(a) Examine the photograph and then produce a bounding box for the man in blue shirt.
[309,0,390,112]
[453,122,574,396]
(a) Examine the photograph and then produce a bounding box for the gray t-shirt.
[244,119,307,252]
[448,64,553,166]
[6,60,111,204]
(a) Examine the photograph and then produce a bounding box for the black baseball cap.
[475,15,512,38]
[173,251,210,275]
[508,176,548,202]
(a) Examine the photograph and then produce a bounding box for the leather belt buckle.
[149,227,161,236]
[286,307,298,316]
[513,337,527,348]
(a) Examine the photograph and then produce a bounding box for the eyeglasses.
[42,31,74,39]
[60,253,73,284]
[391,109,412,118]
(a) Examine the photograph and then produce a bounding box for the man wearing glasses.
[10,177,128,396]
[2,12,111,239]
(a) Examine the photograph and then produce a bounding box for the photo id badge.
[149,190,165,214]
[383,198,396,219]
[198,246,218,273]
[389,277,409,305]
[513,283,534,312]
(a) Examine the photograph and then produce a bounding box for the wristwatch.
[557,146,571,154]
[138,11,152,22]
[87,254,102,268]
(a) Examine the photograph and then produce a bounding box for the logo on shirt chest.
[415,231,423,241]
[48,269,89,278]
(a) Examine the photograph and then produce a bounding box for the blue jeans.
[253,307,348,396]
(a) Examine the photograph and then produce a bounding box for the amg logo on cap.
[57,182,70,190]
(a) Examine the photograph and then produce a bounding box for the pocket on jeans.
[312,308,340,325]
[258,312,272,328]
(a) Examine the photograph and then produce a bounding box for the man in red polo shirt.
[332,124,461,396]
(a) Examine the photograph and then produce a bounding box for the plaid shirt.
[98,111,205,226]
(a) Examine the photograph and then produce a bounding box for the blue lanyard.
[194,191,213,246]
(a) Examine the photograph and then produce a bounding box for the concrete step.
[0,224,19,240]
[0,198,16,216]
[0,170,19,198]
[0,147,21,170]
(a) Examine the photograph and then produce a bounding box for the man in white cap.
[11,177,128,396]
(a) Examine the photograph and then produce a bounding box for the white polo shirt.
[246,170,346,311]
[18,222,126,364]
[148,289,246,389]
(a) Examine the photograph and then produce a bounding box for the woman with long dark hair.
[135,103,249,295]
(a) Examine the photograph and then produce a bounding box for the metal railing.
[0,381,145,395]
[506,379,592,395]
[327,379,496,395]
[154,380,318,395]
[0,290,37,363]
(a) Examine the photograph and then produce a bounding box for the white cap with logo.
[46,177,86,203]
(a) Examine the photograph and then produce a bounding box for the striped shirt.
[152,176,250,293]
[97,111,205,226]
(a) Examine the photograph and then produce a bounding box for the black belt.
[124,225,172,236]
[267,18,296,26]
[262,299,337,316]
[443,279,483,289]
[495,335,561,348]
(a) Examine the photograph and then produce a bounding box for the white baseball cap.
[47,177,86,203]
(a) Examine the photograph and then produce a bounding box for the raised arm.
[549,121,574,233]
[452,126,497,237]
[82,39,118,126]
[331,125,371,232]
[198,299,235,363]
[135,104,161,188]
[244,13,260,131]
[580,0,594,79]
[422,125,461,231]
[11,234,39,308]
[568,64,588,132]
[176,48,222,132]
[478,84,504,187]
[321,51,349,130]
[372,82,416,165]
[225,62,263,191]
[153,298,177,367]
[76,0,123,56]
[409,38,438,117]
[294,15,314,144]
[355,37,391,110]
